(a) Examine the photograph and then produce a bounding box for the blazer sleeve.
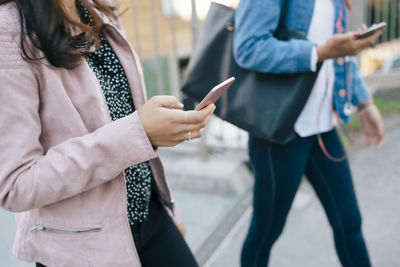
[233,0,314,74]
[0,30,157,212]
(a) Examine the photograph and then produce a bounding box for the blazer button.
[337,57,345,66]
[339,89,347,98]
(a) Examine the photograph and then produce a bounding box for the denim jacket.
[233,0,371,123]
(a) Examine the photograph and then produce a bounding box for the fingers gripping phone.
[194,77,236,111]
[355,22,386,39]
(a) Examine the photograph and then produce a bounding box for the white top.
[294,0,337,137]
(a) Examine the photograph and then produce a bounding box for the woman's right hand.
[316,28,383,61]
[138,96,215,147]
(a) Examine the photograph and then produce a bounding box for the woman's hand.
[359,100,385,149]
[316,28,383,61]
[138,96,215,147]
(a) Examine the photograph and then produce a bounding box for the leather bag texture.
[181,2,321,144]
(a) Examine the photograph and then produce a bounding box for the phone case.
[195,77,236,111]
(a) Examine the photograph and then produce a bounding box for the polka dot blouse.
[80,4,152,225]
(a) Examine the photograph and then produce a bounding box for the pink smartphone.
[194,77,236,111]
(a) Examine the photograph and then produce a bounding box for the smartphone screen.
[195,77,236,111]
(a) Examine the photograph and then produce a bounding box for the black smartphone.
[355,22,386,39]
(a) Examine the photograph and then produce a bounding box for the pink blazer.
[0,3,180,266]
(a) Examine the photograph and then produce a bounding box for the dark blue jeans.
[241,129,371,267]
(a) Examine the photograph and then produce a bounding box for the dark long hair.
[0,0,116,69]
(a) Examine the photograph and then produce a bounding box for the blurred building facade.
[116,0,239,97]
[116,0,399,96]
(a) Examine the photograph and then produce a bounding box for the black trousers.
[130,193,199,267]
[241,130,370,267]
[36,193,198,267]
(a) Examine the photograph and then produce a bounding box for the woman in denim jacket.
[234,0,384,266]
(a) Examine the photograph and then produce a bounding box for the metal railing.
[367,0,400,43]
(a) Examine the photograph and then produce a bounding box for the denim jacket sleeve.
[350,58,371,106]
[233,0,314,74]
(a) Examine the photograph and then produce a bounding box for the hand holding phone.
[195,77,236,111]
[354,22,386,39]
[317,22,385,61]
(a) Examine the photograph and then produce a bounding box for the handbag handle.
[275,0,309,41]
[222,1,289,38]
[278,0,289,30]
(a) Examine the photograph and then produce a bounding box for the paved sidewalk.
[1,116,399,267]
[203,116,400,267]
[0,210,30,267]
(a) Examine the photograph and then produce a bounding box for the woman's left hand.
[359,102,385,149]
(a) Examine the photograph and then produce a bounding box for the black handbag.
[181,2,321,144]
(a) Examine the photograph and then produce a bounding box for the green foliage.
[373,95,400,116]
[347,89,400,133]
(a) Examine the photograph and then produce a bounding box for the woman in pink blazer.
[0,0,214,266]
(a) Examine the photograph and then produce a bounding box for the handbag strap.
[275,0,288,37]
[275,0,308,40]
[279,0,289,29]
